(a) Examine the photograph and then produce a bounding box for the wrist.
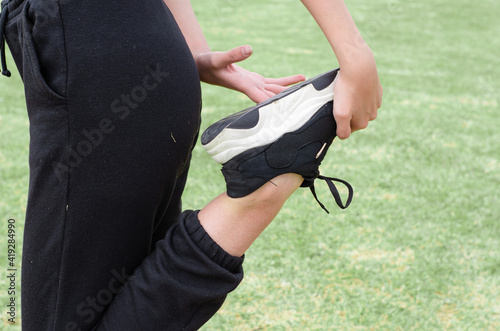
[337,42,375,72]
[331,32,370,65]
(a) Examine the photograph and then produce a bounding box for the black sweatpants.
[1,0,244,330]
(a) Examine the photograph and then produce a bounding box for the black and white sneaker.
[201,69,353,213]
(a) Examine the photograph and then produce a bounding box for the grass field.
[1,0,499,329]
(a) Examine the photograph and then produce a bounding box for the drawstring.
[0,2,11,77]
[309,175,354,214]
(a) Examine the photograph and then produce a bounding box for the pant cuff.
[184,210,244,273]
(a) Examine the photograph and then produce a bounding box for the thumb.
[332,73,352,139]
[334,112,352,140]
[333,101,352,140]
[212,45,253,68]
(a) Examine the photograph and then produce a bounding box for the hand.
[333,47,383,139]
[195,45,306,103]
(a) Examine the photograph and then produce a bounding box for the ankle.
[198,173,303,257]
[229,173,303,211]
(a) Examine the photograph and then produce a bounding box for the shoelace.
[309,175,354,214]
[0,1,11,77]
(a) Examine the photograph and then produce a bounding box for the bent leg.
[96,210,243,331]
[96,174,302,330]
[199,173,303,256]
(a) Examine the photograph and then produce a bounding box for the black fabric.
[2,0,243,330]
[95,211,244,331]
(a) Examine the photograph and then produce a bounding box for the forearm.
[302,0,382,139]
[163,0,210,58]
[300,0,370,66]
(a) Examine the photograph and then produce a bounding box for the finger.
[350,116,369,132]
[265,84,288,95]
[334,116,352,139]
[332,105,352,140]
[332,80,352,139]
[265,74,306,87]
[249,88,276,103]
[241,86,269,104]
[211,45,253,68]
[378,85,383,108]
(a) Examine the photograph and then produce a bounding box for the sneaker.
[201,69,353,213]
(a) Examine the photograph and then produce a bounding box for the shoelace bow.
[1,2,11,77]
[308,175,354,214]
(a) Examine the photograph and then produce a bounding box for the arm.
[164,0,381,137]
[163,0,305,103]
[162,0,210,57]
[301,0,383,138]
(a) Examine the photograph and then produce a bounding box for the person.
[0,0,382,329]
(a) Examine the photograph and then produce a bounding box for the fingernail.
[242,45,252,56]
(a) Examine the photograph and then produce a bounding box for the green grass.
[1,0,499,329]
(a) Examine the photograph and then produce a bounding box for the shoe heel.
[221,168,268,198]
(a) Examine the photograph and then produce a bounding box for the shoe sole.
[201,68,339,164]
